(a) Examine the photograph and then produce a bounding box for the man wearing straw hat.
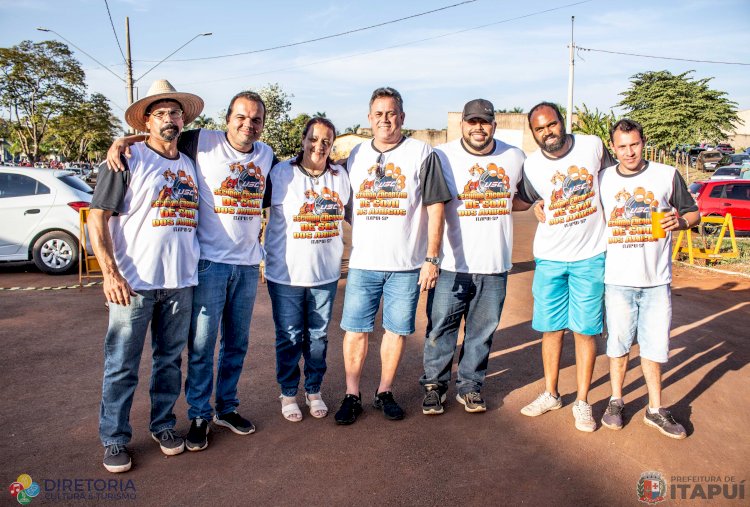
[107,86,275,451]
[89,79,203,472]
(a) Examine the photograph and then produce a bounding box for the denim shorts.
[532,252,605,335]
[341,268,420,335]
[605,283,671,363]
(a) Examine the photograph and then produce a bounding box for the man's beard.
[464,134,493,152]
[160,124,179,141]
[537,133,567,153]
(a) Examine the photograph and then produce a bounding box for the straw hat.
[125,79,204,132]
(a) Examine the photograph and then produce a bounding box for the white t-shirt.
[263,160,351,286]
[436,138,525,274]
[599,161,696,287]
[347,138,450,271]
[521,134,609,262]
[98,142,200,290]
[185,129,275,265]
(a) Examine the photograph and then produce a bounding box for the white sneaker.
[572,400,596,432]
[521,392,563,417]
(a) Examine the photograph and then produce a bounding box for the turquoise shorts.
[531,253,605,335]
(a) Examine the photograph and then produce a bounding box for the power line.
[135,0,478,63]
[103,0,126,63]
[577,46,750,66]
[181,0,595,86]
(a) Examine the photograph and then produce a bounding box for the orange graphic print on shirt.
[457,162,511,217]
[293,185,344,240]
[547,165,598,226]
[607,185,660,244]
[355,162,408,219]
[152,167,199,231]
[214,162,265,219]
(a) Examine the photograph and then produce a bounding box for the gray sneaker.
[455,392,487,413]
[643,408,687,439]
[572,400,596,432]
[422,385,447,415]
[103,444,131,473]
[602,398,624,430]
[521,392,562,417]
[151,428,185,456]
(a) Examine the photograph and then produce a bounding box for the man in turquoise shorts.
[516,102,615,432]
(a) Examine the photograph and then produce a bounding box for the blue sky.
[1,0,748,132]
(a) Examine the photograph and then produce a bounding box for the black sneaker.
[103,444,131,473]
[422,384,447,415]
[456,392,487,413]
[602,398,624,430]
[213,411,255,435]
[151,428,185,456]
[373,391,405,420]
[186,418,210,451]
[334,393,363,425]
[643,408,687,439]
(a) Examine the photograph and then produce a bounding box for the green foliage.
[258,83,296,159]
[0,40,86,161]
[618,70,739,149]
[344,124,361,134]
[188,114,221,131]
[572,104,618,146]
[46,93,121,161]
[495,107,524,113]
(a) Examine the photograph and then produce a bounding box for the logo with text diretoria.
[8,474,40,504]
[637,471,667,504]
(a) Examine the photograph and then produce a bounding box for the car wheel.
[32,231,79,274]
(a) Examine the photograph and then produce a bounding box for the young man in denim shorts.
[516,102,615,432]
[334,87,451,424]
[599,119,698,439]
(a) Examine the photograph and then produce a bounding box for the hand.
[102,272,137,306]
[418,262,439,292]
[660,211,682,232]
[534,201,546,223]
[107,136,140,172]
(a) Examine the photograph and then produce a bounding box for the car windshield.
[715,168,739,176]
[730,154,750,164]
[688,182,704,194]
[58,174,93,194]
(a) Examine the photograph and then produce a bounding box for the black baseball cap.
[462,99,495,122]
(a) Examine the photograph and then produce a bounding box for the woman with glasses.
[262,117,351,422]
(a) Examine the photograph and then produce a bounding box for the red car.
[688,180,750,232]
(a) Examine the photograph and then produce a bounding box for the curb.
[0,281,103,292]
[676,261,750,279]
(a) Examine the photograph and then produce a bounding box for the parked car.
[695,150,723,171]
[688,180,750,232]
[716,143,734,155]
[710,166,741,180]
[724,153,750,167]
[688,147,706,166]
[0,166,93,274]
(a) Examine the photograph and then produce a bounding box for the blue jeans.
[185,261,259,420]
[99,288,192,446]
[340,268,421,335]
[420,270,507,395]
[267,280,337,397]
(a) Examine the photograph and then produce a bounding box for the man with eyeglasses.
[107,88,276,451]
[90,79,203,472]
[334,87,451,425]
[420,99,528,415]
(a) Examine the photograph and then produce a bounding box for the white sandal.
[280,395,302,422]
[305,393,328,418]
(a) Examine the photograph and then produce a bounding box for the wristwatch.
[425,257,440,266]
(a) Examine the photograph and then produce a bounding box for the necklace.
[299,164,326,184]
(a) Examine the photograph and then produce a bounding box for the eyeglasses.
[375,153,385,179]
[148,109,183,120]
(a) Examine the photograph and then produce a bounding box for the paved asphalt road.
[1,209,748,506]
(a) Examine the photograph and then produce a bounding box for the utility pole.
[566,16,575,134]
[125,17,134,107]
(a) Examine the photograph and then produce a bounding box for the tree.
[618,70,739,149]
[258,83,296,159]
[47,93,121,161]
[573,104,618,147]
[188,114,220,131]
[495,107,524,113]
[0,40,86,161]
[344,124,361,134]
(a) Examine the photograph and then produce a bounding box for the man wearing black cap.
[419,99,527,414]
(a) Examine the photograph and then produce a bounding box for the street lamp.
[36,26,212,107]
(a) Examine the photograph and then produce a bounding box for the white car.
[0,166,93,274]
